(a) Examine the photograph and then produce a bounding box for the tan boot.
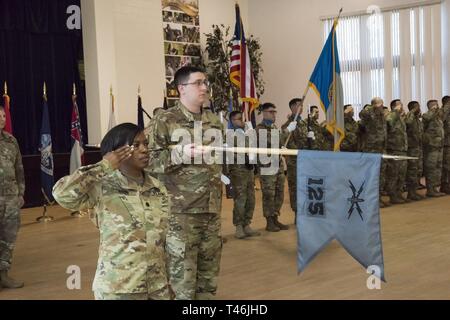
[265,217,280,232]
[0,271,24,289]
[407,189,422,201]
[426,186,444,197]
[273,216,289,230]
[243,225,260,237]
[389,194,405,204]
[234,225,247,239]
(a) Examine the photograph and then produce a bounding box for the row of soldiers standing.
[281,96,450,211]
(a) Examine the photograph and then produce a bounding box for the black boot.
[273,215,289,230]
[265,217,280,232]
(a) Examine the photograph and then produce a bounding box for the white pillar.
[81,0,118,145]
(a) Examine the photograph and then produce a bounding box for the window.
[324,3,442,114]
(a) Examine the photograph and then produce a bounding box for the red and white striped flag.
[229,4,259,122]
[70,93,84,173]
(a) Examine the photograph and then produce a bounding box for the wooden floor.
[1,180,450,300]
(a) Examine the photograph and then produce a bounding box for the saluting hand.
[103,145,133,170]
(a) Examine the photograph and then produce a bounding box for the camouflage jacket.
[341,116,359,152]
[303,118,331,151]
[150,101,223,214]
[359,106,387,152]
[256,120,286,170]
[52,159,169,294]
[281,115,308,149]
[405,111,423,150]
[386,111,408,152]
[443,103,450,147]
[422,109,444,148]
[0,130,25,197]
[226,128,255,172]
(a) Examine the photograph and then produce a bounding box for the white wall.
[248,0,449,126]
[82,0,248,144]
[443,0,450,94]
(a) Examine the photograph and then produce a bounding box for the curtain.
[0,0,87,155]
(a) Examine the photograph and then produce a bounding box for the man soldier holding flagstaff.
[228,111,260,239]
[150,66,223,300]
[305,106,331,151]
[281,98,307,223]
[0,105,25,290]
[256,102,289,232]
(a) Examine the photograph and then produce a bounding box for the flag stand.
[36,189,54,223]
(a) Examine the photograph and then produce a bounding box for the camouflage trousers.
[229,167,255,227]
[406,148,423,190]
[442,146,450,188]
[0,196,21,271]
[94,285,172,300]
[385,151,407,195]
[424,146,443,188]
[166,213,222,300]
[362,149,385,193]
[286,160,297,213]
[259,168,285,218]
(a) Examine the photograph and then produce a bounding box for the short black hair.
[407,101,419,111]
[261,102,276,111]
[100,123,143,157]
[289,98,302,109]
[390,99,401,110]
[427,99,438,109]
[310,105,318,113]
[174,66,205,87]
[442,95,450,106]
[343,104,352,111]
[363,104,371,110]
[229,111,242,120]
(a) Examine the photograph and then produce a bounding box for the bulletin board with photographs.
[162,0,202,108]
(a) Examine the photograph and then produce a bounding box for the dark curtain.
[0,0,87,155]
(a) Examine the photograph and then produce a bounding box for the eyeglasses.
[181,79,210,87]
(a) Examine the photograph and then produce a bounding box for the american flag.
[229,4,259,122]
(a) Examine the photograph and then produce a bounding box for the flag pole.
[283,84,310,147]
[332,8,343,151]
[3,81,7,96]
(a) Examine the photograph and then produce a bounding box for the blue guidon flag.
[296,150,385,281]
[40,95,55,202]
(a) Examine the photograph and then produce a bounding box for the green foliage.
[203,24,265,113]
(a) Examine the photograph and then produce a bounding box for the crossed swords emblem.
[347,180,365,221]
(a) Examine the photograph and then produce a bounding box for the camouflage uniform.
[151,101,223,300]
[227,128,255,227]
[359,106,387,199]
[422,109,444,193]
[385,110,408,202]
[256,120,285,219]
[341,115,359,152]
[304,117,331,151]
[52,159,171,300]
[405,110,424,196]
[441,103,450,193]
[0,131,25,272]
[144,118,164,181]
[281,115,307,214]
